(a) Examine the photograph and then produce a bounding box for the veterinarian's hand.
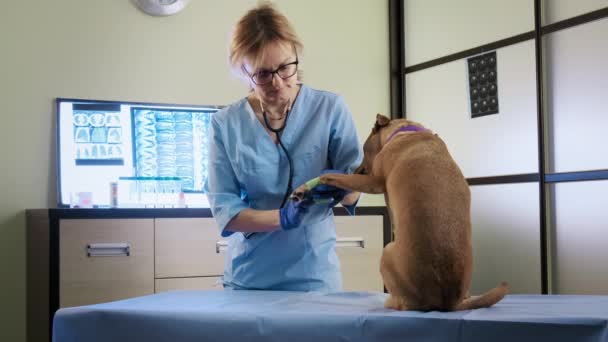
[311,169,351,207]
[279,197,314,230]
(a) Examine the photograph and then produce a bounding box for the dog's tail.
[454,282,508,311]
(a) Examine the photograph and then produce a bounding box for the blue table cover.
[53,290,608,342]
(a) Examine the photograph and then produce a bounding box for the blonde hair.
[229,2,303,75]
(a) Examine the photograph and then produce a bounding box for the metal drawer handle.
[87,243,131,257]
[336,237,365,248]
[214,238,364,252]
[216,240,228,253]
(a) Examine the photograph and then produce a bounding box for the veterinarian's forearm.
[224,209,281,233]
[341,191,360,206]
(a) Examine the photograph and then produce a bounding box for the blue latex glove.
[311,169,353,211]
[279,197,314,230]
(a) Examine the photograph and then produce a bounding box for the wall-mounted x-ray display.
[57,98,221,207]
[467,51,499,118]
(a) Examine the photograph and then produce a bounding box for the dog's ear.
[376,114,390,126]
[373,113,391,132]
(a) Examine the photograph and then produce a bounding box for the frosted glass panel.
[404,0,533,66]
[545,18,608,173]
[543,0,608,25]
[406,41,538,178]
[552,181,608,294]
[470,183,541,294]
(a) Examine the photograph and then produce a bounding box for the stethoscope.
[244,99,293,239]
[261,100,294,208]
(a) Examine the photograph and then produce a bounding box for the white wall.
[0,1,389,340]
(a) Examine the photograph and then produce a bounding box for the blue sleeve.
[328,96,363,174]
[328,96,362,215]
[203,116,248,237]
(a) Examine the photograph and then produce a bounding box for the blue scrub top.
[203,85,362,292]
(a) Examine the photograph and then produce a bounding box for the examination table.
[53,290,608,341]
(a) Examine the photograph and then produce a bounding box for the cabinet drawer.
[335,215,384,291]
[155,276,223,293]
[59,219,154,308]
[155,218,225,278]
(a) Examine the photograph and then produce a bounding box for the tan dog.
[296,114,507,311]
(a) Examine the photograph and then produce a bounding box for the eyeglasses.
[242,58,299,85]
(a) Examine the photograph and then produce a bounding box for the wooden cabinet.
[335,215,384,291]
[155,218,224,279]
[26,212,159,342]
[153,215,387,292]
[154,218,225,293]
[59,219,154,307]
[26,207,388,342]
[155,276,224,292]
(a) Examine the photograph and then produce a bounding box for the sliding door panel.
[404,0,533,66]
[406,41,538,178]
[470,183,541,294]
[545,18,608,173]
[551,181,608,294]
[542,1,607,25]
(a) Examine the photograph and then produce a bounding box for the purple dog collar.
[385,125,429,144]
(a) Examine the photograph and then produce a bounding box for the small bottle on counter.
[109,182,118,208]
[178,191,186,208]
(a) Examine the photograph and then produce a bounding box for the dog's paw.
[289,184,310,202]
[319,174,333,184]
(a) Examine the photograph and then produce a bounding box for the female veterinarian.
[203,2,362,292]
